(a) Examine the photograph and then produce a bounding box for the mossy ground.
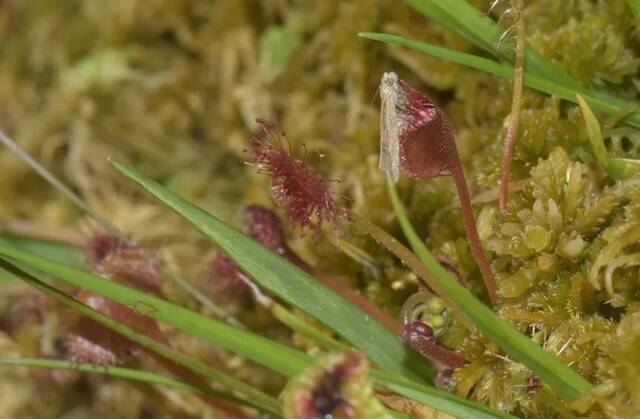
[0,1,639,417]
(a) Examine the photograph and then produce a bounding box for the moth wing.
[379,82,400,182]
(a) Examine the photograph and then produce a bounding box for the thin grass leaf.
[0,236,514,418]
[0,357,255,408]
[576,94,640,179]
[0,235,85,268]
[0,235,85,283]
[629,0,640,26]
[402,0,583,90]
[359,33,640,130]
[0,259,281,416]
[112,160,436,382]
[386,181,593,401]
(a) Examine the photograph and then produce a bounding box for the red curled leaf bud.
[244,204,309,268]
[402,321,468,372]
[246,119,349,236]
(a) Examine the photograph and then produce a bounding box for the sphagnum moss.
[0,0,639,417]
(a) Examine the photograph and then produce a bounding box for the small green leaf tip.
[577,94,640,180]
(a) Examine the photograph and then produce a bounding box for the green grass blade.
[373,370,515,419]
[577,94,640,180]
[359,33,640,130]
[629,0,640,26]
[0,235,85,283]
[112,160,436,382]
[386,181,593,401]
[0,259,281,416]
[0,358,254,408]
[0,235,85,268]
[402,0,582,90]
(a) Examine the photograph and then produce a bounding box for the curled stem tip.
[402,321,468,371]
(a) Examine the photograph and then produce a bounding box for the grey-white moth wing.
[379,72,401,183]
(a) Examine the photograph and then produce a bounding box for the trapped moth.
[379,71,402,182]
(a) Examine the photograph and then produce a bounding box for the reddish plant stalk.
[355,220,474,330]
[449,157,498,304]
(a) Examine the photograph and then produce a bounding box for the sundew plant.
[0,1,639,418]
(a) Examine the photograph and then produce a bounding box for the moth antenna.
[0,128,123,240]
[370,84,382,107]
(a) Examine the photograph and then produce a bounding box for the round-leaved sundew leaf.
[246,119,349,237]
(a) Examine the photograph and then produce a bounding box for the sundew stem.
[448,154,498,304]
